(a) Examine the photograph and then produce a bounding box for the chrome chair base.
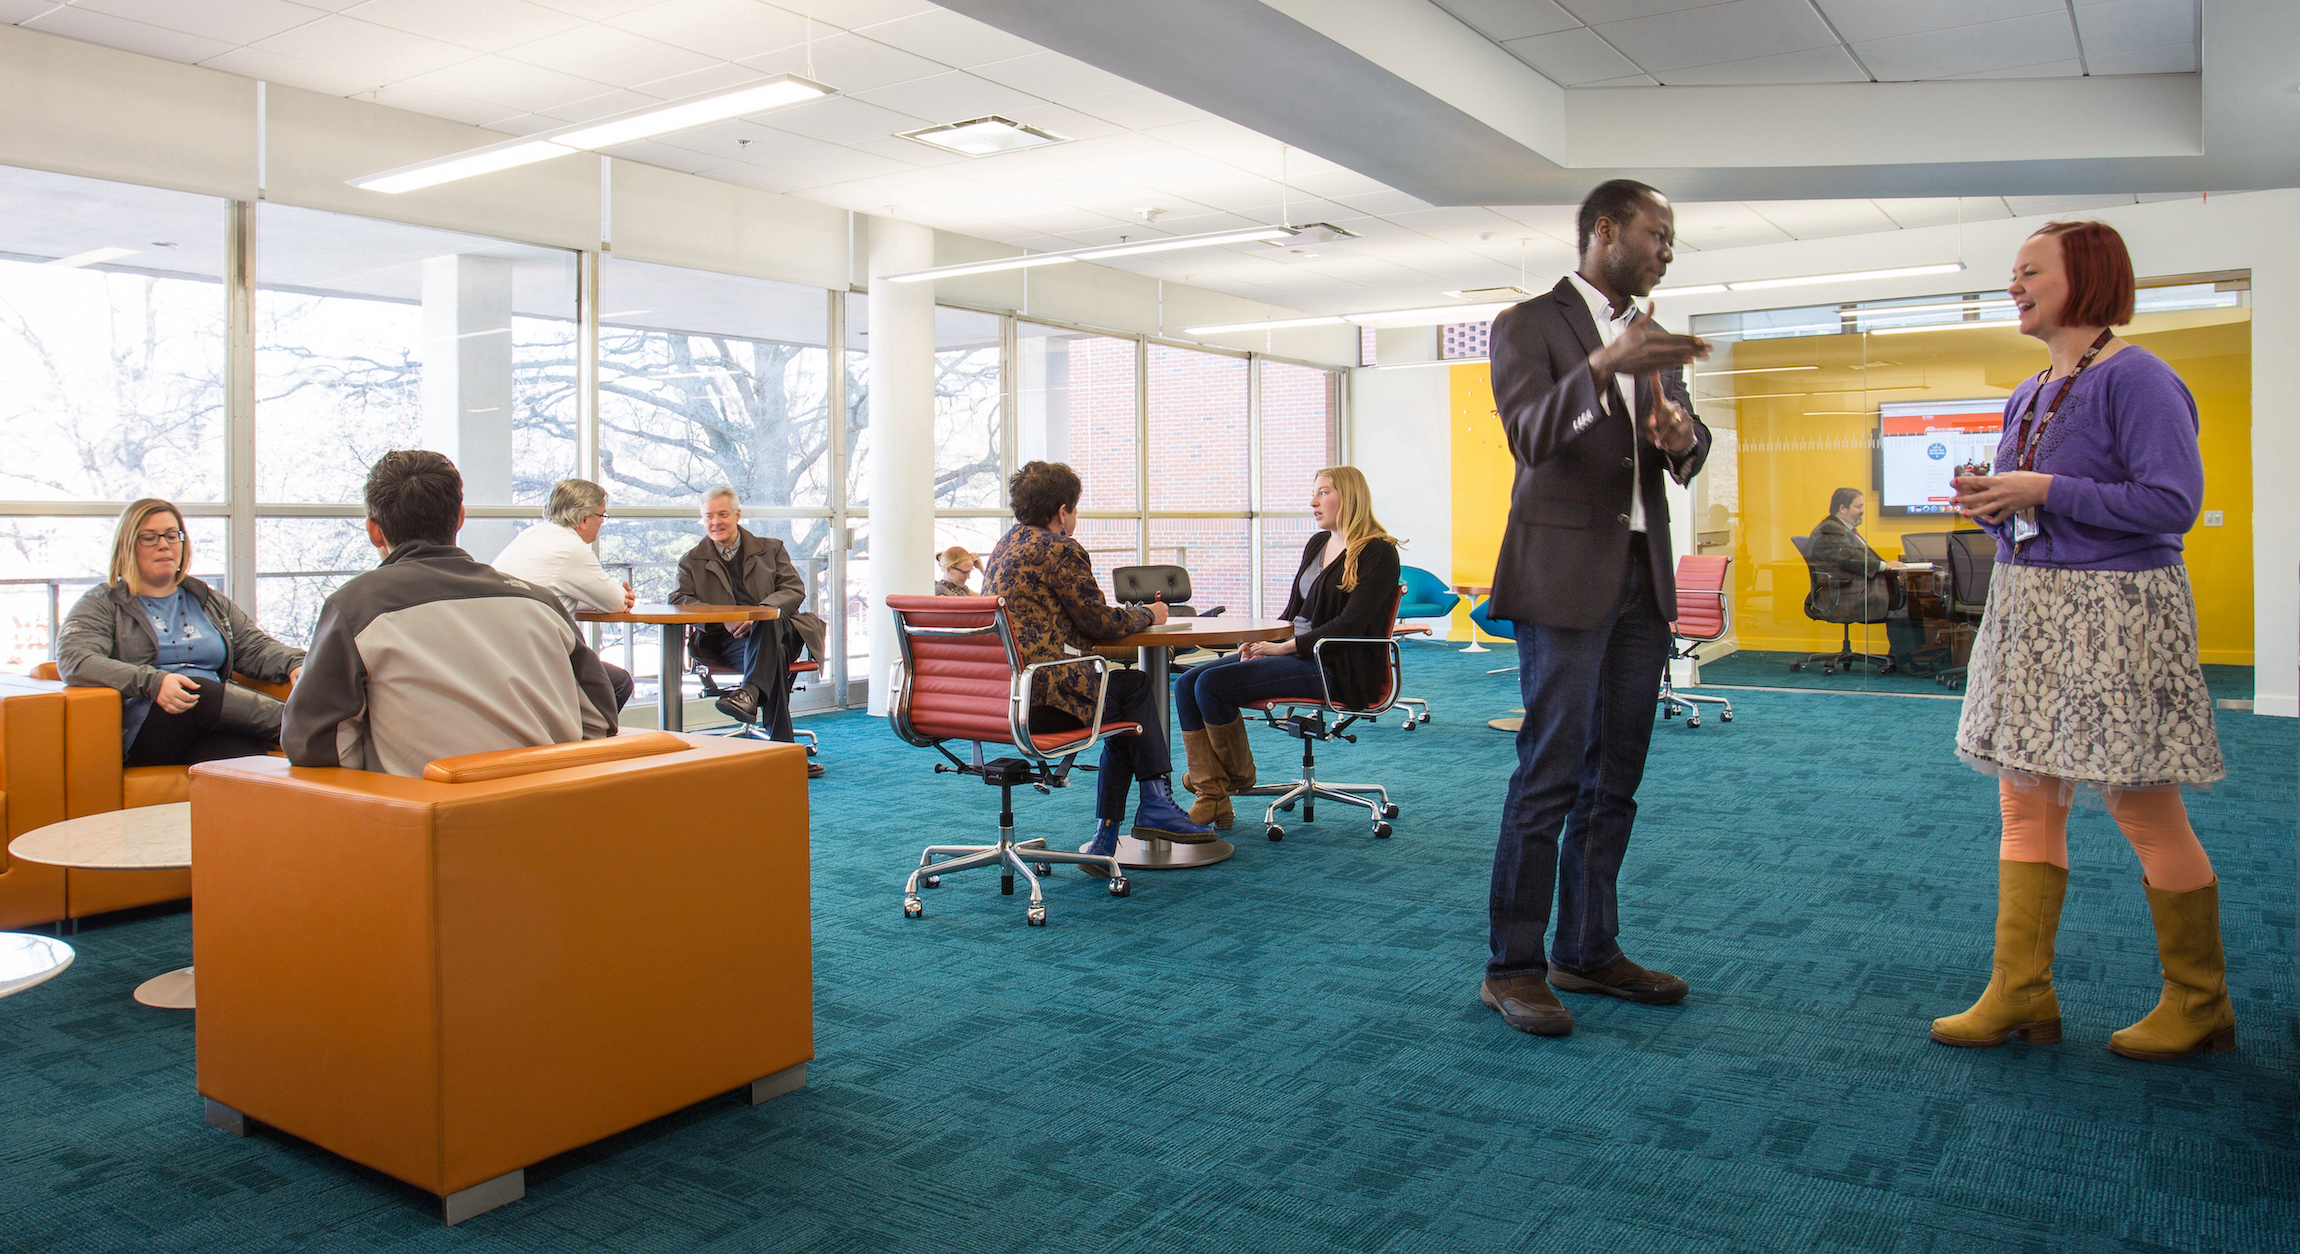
[903,827,1128,926]
[1658,683,1733,729]
[1241,703,1399,841]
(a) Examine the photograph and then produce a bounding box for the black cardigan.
[1277,533,1401,710]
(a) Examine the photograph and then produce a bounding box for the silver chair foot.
[443,1169,525,1226]
[748,1061,807,1105]
[204,1098,248,1137]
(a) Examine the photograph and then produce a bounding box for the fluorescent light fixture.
[1872,318,2019,336]
[1346,302,1511,327]
[1691,365,1819,378]
[1650,283,1727,297]
[1726,263,1966,292]
[882,224,1308,284]
[1368,357,1487,370]
[1185,315,1350,335]
[46,247,138,268]
[351,74,834,193]
[1444,285,1532,302]
[897,115,1068,156]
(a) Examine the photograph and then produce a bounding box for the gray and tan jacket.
[58,575,305,755]
[283,540,618,777]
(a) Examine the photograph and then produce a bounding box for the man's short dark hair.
[1830,487,1864,516]
[1009,461,1083,528]
[1577,179,1663,254]
[366,449,463,547]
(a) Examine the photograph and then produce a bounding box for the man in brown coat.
[672,486,829,777]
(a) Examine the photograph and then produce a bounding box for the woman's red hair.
[2030,220,2135,327]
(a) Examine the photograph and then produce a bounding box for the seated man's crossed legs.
[695,620,822,778]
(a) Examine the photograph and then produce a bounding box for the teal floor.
[2,648,2293,1253]
[1696,647,2258,703]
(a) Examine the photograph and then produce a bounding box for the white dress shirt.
[1567,271,1648,534]
[490,520,626,615]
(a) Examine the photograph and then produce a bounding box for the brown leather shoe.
[1548,956,1689,1005]
[1480,976,1573,1036]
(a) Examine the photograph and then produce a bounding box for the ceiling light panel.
[898,116,1070,156]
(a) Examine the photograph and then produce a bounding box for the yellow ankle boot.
[1930,860,2067,1047]
[2109,880,2237,1061]
[1179,728,1232,829]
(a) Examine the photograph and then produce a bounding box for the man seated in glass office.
[1804,487,1928,670]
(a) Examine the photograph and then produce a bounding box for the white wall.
[1350,365,1453,598]
[1353,190,2300,715]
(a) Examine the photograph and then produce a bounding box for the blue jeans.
[696,621,796,742]
[1489,544,1672,978]
[1173,650,1328,732]
[1029,669,1171,821]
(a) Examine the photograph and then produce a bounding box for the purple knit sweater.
[1979,346,2203,570]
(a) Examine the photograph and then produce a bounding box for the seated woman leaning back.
[56,498,305,766]
[1174,465,1400,828]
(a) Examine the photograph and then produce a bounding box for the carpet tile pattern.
[0,645,2291,1253]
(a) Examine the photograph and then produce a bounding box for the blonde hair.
[1315,466,1396,591]
[109,499,189,590]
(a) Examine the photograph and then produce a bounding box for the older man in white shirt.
[492,478,637,708]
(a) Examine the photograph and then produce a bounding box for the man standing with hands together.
[1480,179,1713,1037]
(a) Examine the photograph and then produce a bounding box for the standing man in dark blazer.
[1480,179,1713,1038]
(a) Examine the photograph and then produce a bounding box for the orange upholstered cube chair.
[189,732,814,1224]
[0,676,71,928]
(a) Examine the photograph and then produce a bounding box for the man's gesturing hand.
[1592,303,1709,382]
[1643,373,1697,455]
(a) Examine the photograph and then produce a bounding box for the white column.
[420,254,516,561]
[865,217,937,715]
[1016,332,1070,465]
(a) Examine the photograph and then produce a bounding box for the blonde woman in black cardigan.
[1174,466,1400,828]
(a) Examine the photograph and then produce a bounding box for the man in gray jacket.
[284,450,619,777]
[673,486,826,777]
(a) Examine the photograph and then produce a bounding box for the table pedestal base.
[1488,710,1525,733]
[135,966,194,1009]
[1114,834,1235,870]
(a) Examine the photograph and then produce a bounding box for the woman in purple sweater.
[1929,221,2235,1062]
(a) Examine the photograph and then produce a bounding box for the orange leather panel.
[58,687,123,818]
[421,731,687,783]
[124,767,191,808]
[31,663,57,681]
[0,686,70,927]
[231,672,293,702]
[191,735,813,1196]
[66,868,192,918]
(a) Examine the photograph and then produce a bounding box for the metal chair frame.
[688,646,820,754]
[885,597,1134,926]
[1789,534,1895,675]
[1659,556,1734,729]
[1237,617,1407,842]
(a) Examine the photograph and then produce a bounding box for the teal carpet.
[2,647,2293,1253]
[1696,647,2259,703]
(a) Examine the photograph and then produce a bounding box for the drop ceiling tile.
[794,0,939,25]
[1112,210,1264,237]
[853,7,1046,68]
[1657,44,1866,83]
[1580,71,1662,85]
[1872,197,2014,229]
[537,88,667,121]
[1431,0,1582,42]
[198,45,384,94]
[798,169,977,214]
[1742,199,1900,239]
[1814,0,2062,44]
[845,132,979,167]
[1285,167,1395,200]
[2072,0,2194,55]
[367,81,526,126]
[597,137,731,174]
[626,62,773,101]
[73,0,328,46]
[525,0,658,16]
[1060,85,1209,131]
[253,14,479,79]
[951,150,1098,188]
[1599,0,1837,73]
[697,162,817,194]
[1555,1,1718,23]
[0,0,59,18]
[1939,57,2082,78]
[2134,192,2202,204]
[969,51,1138,102]
[1499,27,1641,85]
[732,32,949,93]
[1386,205,1531,239]
[2085,43,2196,74]
[1668,201,1793,248]
[762,94,933,145]
[1139,118,1290,165]
[606,0,809,61]
[754,145,917,187]
[999,102,1131,143]
[346,0,584,54]
[1332,189,1438,216]
[478,113,562,135]
[852,71,1047,125]
[2003,195,2138,216]
[1851,11,2078,80]
[1487,204,1578,237]
[501,23,720,88]
[668,119,841,161]
[407,54,618,112]
[23,7,239,63]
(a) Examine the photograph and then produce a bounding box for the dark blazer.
[1486,277,1711,629]
[1278,533,1401,710]
[671,528,829,663]
[1803,516,1901,622]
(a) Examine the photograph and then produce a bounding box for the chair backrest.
[1398,565,1449,602]
[1900,531,1951,565]
[1111,565,1190,605]
[1467,595,1519,641]
[1309,583,1406,715]
[1944,530,1994,615]
[1671,555,1731,643]
[883,595,1024,749]
[1789,535,1810,557]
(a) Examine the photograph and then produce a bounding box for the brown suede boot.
[2109,879,2237,1061]
[1207,715,1256,792]
[1930,860,2067,1047]
[1179,728,1233,829]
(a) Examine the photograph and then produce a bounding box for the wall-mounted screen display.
[1876,399,2007,516]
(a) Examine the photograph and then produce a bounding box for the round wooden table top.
[575,603,780,625]
[9,801,190,870]
[1112,616,1294,648]
[1451,583,1493,596]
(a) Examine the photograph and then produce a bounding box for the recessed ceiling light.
[897,116,1068,156]
[1268,222,1356,246]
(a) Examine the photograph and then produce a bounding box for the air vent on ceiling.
[896,116,1068,156]
[1265,222,1357,246]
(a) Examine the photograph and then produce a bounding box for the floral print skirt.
[1955,562,2224,799]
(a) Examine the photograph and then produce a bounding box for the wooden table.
[10,803,191,1008]
[1451,583,1495,652]
[0,932,73,999]
[575,603,779,732]
[1105,616,1294,871]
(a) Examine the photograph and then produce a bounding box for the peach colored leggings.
[1997,778,2215,892]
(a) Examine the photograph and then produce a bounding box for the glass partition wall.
[0,163,1346,712]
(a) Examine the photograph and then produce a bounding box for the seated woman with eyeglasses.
[56,498,306,766]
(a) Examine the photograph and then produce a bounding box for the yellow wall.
[1448,363,1508,640]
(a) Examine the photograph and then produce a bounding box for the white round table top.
[0,932,74,999]
[8,802,191,870]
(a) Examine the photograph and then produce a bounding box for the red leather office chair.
[688,643,819,754]
[1659,555,1734,729]
[884,595,1137,926]
[1377,625,1432,729]
[1235,584,1406,842]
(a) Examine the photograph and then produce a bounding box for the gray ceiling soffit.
[929,0,1560,204]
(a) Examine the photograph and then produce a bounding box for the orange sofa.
[0,675,70,929]
[189,732,814,1224]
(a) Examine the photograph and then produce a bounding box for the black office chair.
[1789,534,1894,675]
[1896,531,1956,676]
[1936,530,1995,690]
[1105,564,1225,669]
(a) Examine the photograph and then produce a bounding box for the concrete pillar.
[420,254,515,561]
[865,218,937,715]
[1016,331,1071,466]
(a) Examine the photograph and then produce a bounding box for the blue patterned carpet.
[2,646,2293,1253]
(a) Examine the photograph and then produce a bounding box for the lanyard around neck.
[2014,328,2114,472]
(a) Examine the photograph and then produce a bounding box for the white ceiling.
[0,0,2234,317]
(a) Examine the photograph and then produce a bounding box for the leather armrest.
[421,732,690,783]
[231,672,292,702]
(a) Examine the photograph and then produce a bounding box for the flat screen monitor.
[1876,399,2007,517]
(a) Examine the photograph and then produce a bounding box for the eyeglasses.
[134,530,187,547]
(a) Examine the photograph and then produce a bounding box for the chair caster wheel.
[1790,663,1806,672]
[1001,874,1014,896]
[1382,803,1400,820]
[1373,822,1393,839]
[922,875,940,889]
[1032,862,1052,878]
[1686,717,1700,728]
[1279,801,1296,813]
[1662,708,1675,719]
[1026,907,1047,927]
[903,898,923,919]
[1721,712,1734,722]
[1108,878,1130,898]
[1266,825,1284,841]
[1403,721,1416,731]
